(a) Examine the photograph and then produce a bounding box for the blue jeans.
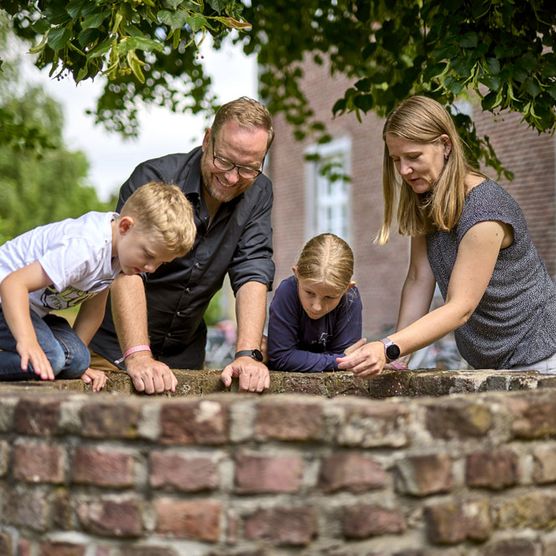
[0,309,90,381]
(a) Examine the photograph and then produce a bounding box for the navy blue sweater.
[268,276,363,372]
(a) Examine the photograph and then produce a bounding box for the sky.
[26,39,257,201]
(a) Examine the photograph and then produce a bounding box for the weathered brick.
[0,531,13,556]
[52,487,73,530]
[334,398,409,448]
[149,451,218,492]
[18,538,32,556]
[395,453,453,496]
[496,492,556,530]
[77,497,143,537]
[72,446,136,487]
[0,439,8,477]
[481,538,538,556]
[318,451,386,493]
[15,397,62,436]
[341,504,406,539]
[425,400,493,439]
[13,440,65,484]
[532,445,556,484]
[243,506,317,546]
[79,401,141,439]
[0,396,17,432]
[234,452,303,493]
[119,547,178,556]
[39,542,86,556]
[154,497,220,542]
[509,395,556,439]
[159,399,229,445]
[424,497,491,545]
[465,448,519,490]
[254,397,324,441]
[4,486,51,531]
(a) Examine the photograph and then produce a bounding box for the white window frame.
[304,136,352,243]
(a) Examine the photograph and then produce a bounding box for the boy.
[0,181,195,391]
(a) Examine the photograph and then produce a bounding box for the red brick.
[254,397,324,441]
[77,497,143,537]
[318,451,386,493]
[154,498,220,542]
[159,399,228,445]
[396,453,453,496]
[18,538,32,556]
[425,400,493,439]
[334,398,410,447]
[149,451,218,492]
[14,397,62,436]
[424,497,491,545]
[119,548,178,556]
[465,449,519,490]
[243,506,317,546]
[72,446,136,487]
[509,395,556,439]
[496,492,556,530]
[52,488,73,530]
[13,440,65,484]
[532,445,556,484]
[234,452,303,493]
[39,542,86,556]
[341,504,406,539]
[79,401,141,439]
[0,531,13,556]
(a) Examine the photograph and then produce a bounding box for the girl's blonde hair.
[296,233,354,293]
[377,95,479,244]
[120,181,196,257]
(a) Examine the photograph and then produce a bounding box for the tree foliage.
[3,0,555,176]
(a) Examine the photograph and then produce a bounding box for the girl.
[338,95,556,376]
[267,233,364,372]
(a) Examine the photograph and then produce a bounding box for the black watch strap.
[234,349,263,362]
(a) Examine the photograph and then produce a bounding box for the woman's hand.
[336,340,387,377]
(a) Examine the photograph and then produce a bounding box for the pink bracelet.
[115,344,151,365]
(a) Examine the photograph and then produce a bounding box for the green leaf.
[353,93,374,112]
[459,32,478,48]
[119,36,165,54]
[81,12,107,30]
[157,9,188,30]
[186,13,209,33]
[47,26,72,51]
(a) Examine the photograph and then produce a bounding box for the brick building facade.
[266,59,556,339]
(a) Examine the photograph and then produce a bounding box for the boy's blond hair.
[296,233,354,293]
[211,96,275,149]
[119,182,196,257]
[377,95,484,244]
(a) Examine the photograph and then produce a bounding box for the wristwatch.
[379,337,401,362]
[234,349,264,362]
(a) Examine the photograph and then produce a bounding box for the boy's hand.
[81,368,108,392]
[16,339,55,381]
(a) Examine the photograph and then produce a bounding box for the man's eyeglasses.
[212,137,264,180]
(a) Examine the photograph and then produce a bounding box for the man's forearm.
[235,281,268,351]
[111,274,150,350]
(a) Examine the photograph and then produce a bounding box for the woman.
[337,95,556,376]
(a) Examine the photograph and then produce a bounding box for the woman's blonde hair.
[120,181,196,257]
[211,96,275,150]
[296,233,354,293]
[377,95,478,244]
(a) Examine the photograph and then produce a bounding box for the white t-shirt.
[0,211,121,317]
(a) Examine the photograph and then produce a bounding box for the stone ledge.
[1,368,555,398]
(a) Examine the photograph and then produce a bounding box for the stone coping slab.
[1,368,555,398]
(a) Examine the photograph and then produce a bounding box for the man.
[90,97,275,394]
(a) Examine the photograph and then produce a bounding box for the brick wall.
[2,379,556,554]
[268,58,556,339]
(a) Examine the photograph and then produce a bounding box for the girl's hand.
[81,368,107,392]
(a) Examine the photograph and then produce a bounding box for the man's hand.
[125,352,178,394]
[81,368,107,392]
[221,356,270,393]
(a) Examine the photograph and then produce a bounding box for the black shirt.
[90,148,275,368]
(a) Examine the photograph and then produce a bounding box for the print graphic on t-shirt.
[40,280,112,310]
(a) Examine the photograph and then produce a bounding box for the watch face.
[252,349,263,362]
[386,343,401,361]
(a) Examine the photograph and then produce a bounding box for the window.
[305,136,352,242]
